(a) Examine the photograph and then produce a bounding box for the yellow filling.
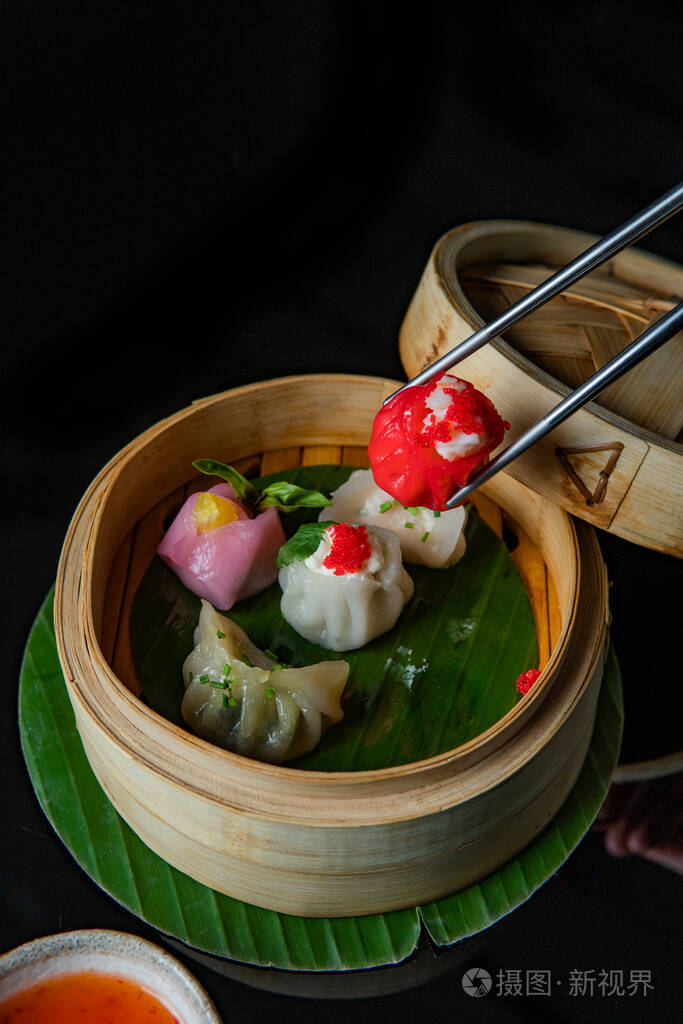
[192,493,240,534]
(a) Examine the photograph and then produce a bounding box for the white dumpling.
[278,522,414,652]
[320,468,467,568]
[181,601,348,763]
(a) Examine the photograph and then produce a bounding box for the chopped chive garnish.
[242,652,253,667]
[265,687,275,698]
[434,510,441,518]
[199,674,210,684]
[264,649,278,660]
[223,663,231,676]
[421,531,430,543]
[210,680,227,689]
[228,696,238,707]
[393,499,401,506]
[216,629,226,639]
[379,500,392,513]
[404,521,414,529]
[407,507,418,515]
[188,672,194,683]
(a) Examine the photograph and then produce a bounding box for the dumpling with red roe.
[277,521,413,652]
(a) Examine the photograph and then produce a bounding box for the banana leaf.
[19,589,622,970]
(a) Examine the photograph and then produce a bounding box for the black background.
[2,2,682,1021]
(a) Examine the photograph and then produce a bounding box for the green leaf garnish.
[193,459,259,505]
[379,501,392,513]
[265,687,275,698]
[216,629,225,639]
[192,459,330,515]
[277,522,335,569]
[404,522,414,529]
[257,480,331,513]
[210,679,227,689]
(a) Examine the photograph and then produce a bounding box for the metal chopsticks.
[389,180,683,397]
[445,301,683,507]
[383,180,683,506]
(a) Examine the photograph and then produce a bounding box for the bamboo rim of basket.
[432,220,683,453]
[55,375,608,825]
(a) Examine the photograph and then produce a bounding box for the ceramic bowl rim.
[0,928,222,1023]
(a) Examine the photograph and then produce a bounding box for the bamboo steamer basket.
[399,220,683,557]
[55,374,609,918]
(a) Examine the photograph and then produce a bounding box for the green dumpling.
[181,600,349,764]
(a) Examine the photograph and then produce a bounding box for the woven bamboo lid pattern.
[399,220,683,557]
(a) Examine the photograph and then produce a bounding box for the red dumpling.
[368,373,510,511]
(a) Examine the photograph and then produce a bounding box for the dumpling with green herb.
[321,468,467,569]
[278,521,414,652]
[182,601,348,764]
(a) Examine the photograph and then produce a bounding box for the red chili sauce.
[322,523,372,576]
[0,972,179,1023]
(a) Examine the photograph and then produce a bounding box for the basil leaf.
[258,480,331,513]
[192,459,259,505]
[276,522,335,568]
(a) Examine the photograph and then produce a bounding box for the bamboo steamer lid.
[399,220,683,557]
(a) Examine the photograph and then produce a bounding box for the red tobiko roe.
[516,668,541,695]
[368,372,510,511]
[323,523,372,576]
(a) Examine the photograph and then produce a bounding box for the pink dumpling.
[157,482,286,610]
